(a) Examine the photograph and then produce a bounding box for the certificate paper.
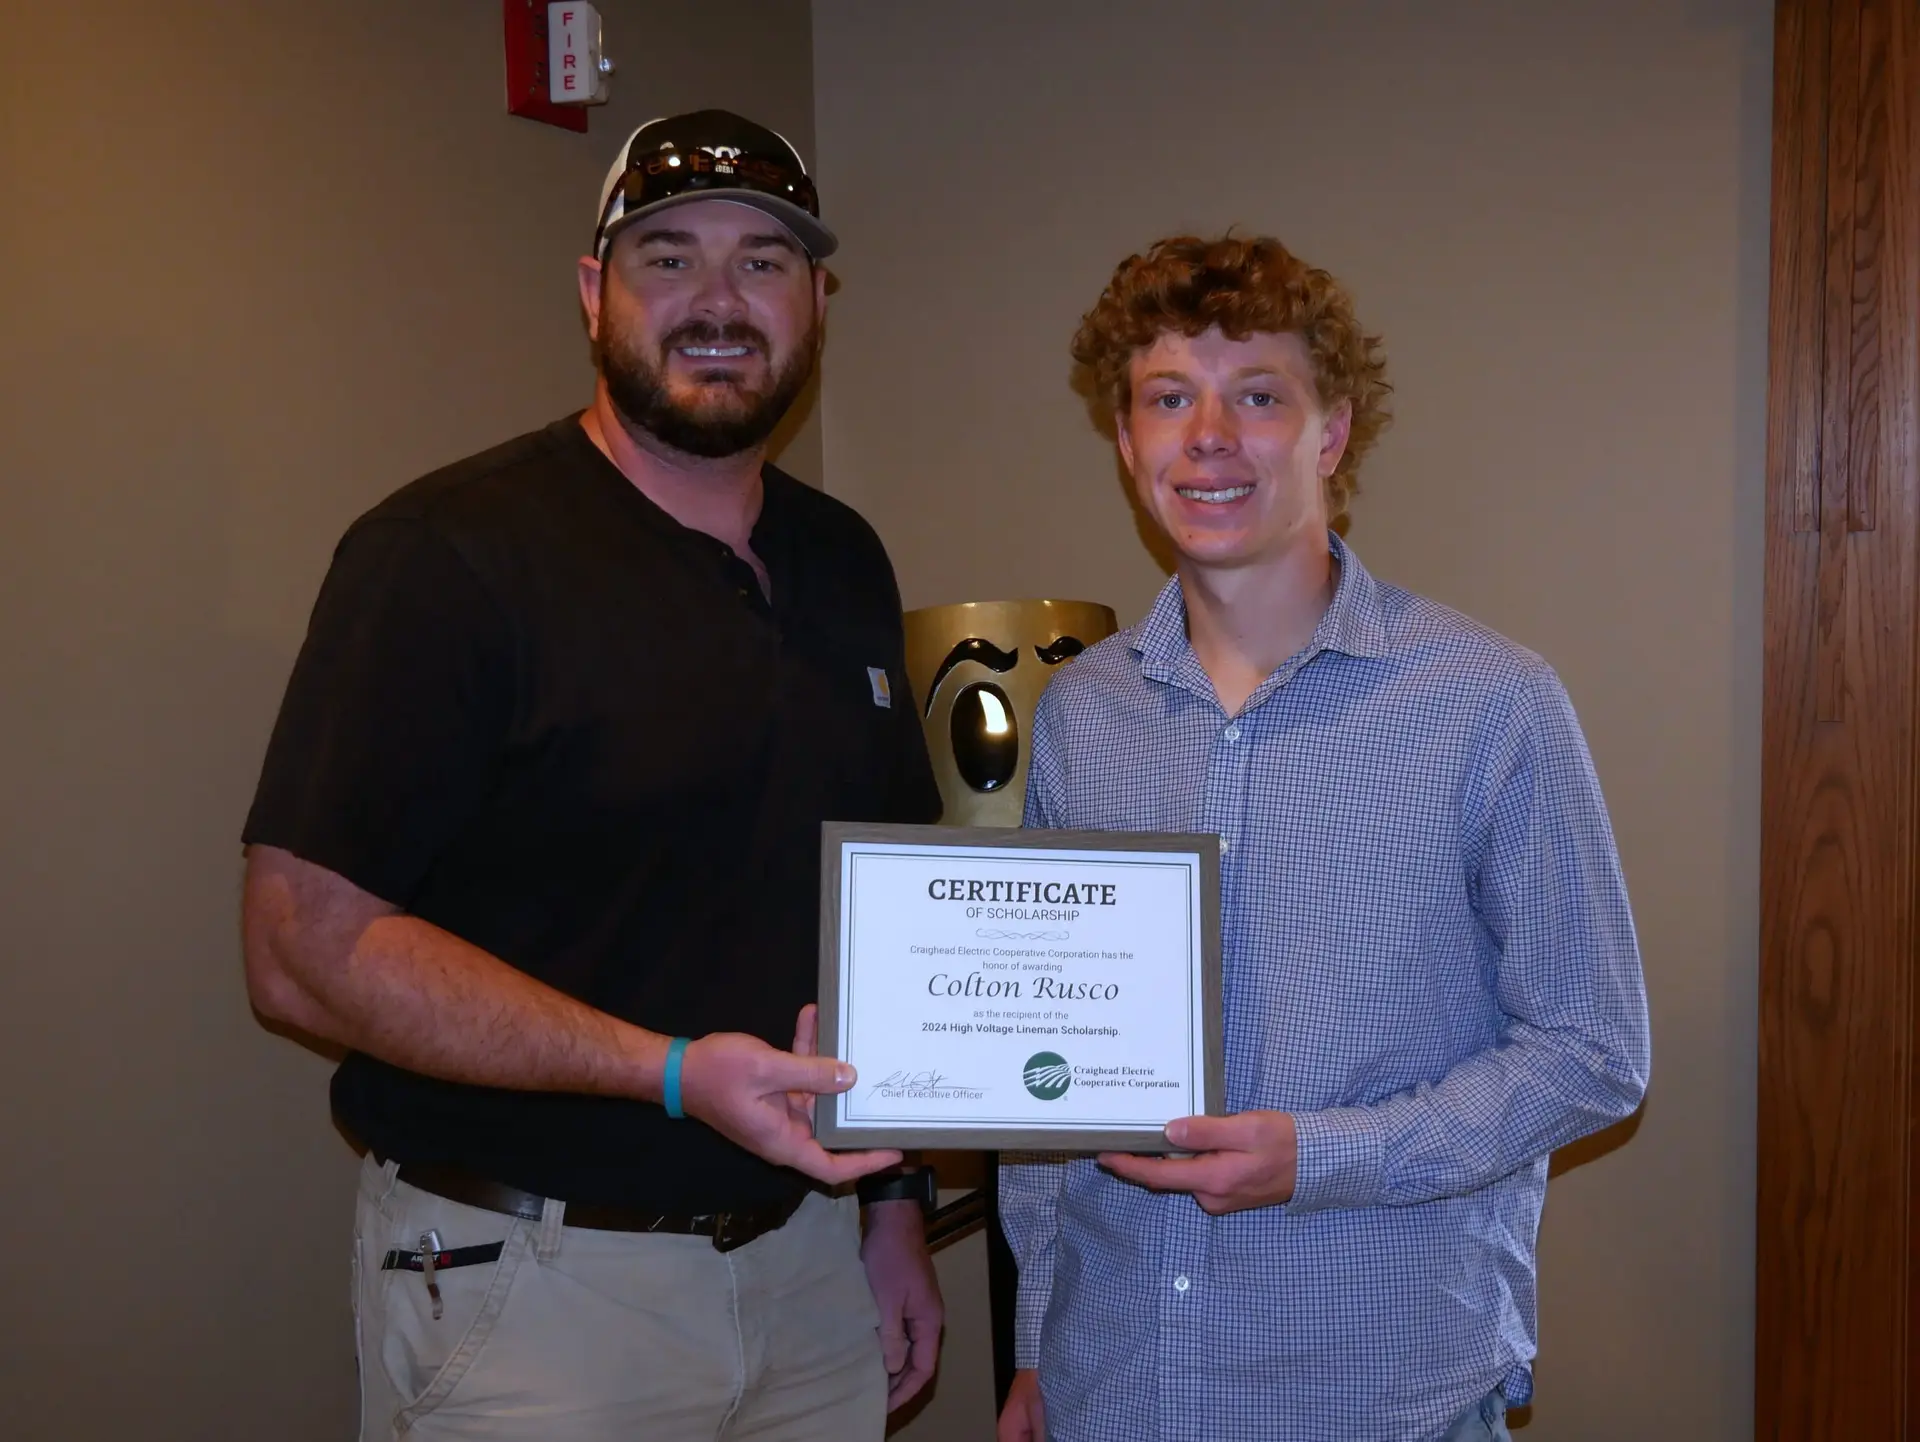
[816,823,1224,1152]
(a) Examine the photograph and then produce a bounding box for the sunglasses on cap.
[594,144,823,259]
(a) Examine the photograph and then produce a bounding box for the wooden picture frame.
[814,821,1225,1152]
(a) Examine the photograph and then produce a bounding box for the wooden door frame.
[1758,0,1920,1435]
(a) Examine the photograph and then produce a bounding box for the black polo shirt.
[243,416,939,1212]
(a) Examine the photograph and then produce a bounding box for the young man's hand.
[1097,1111,1298,1213]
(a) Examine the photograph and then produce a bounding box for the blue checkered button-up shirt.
[1000,534,1650,1442]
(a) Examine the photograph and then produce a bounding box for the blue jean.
[1438,1391,1509,1442]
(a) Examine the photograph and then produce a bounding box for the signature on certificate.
[871,1069,987,1098]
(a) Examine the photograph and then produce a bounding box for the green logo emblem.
[1023,1052,1072,1101]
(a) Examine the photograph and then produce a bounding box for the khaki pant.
[352,1155,886,1441]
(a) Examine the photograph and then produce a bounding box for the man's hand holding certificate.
[1099,1110,1301,1212]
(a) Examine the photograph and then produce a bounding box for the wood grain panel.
[1758,0,1920,1435]
[1845,0,1888,533]
[1891,0,1920,1420]
[1778,0,1831,537]
[1815,0,1858,719]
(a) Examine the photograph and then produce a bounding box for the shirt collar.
[1132,530,1392,686]
[564,411,795,548]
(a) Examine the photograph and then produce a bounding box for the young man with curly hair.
[996,236,1651,1442]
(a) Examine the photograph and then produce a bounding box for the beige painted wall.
[0,3,817,1436]
[815,2,1768,1437]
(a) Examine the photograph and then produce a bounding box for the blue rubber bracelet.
[663,1036,691,1119]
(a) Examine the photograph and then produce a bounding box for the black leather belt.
[394,1162,811,1253]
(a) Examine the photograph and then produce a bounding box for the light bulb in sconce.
[978,689,1012,737]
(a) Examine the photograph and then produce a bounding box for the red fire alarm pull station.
[504,2,615,131]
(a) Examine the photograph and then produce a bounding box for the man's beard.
[597,316,816,460]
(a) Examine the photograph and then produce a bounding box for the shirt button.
[1223,724,1242,742]
[1173,1274,1191,1293]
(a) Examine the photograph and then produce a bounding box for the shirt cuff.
[1013,1260,1052,1369]
[1286,1105,1387,1213]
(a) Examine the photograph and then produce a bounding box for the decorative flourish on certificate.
[975,928,1070,941]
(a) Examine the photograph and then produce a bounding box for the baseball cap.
[593,109,836,261]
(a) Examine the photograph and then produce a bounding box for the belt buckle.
[709,1210,749,1253]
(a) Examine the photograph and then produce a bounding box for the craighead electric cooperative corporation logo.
[1023,1052,1072,1101]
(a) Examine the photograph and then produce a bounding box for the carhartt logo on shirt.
[868,667,892,708]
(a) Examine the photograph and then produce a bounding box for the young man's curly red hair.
[1070,234,1391,526]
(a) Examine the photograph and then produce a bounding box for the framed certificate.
[816,822,1224,1152]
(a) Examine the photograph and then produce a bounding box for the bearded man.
[240,110,944,1442]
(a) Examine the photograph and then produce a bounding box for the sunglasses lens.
[628,151,818,217]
